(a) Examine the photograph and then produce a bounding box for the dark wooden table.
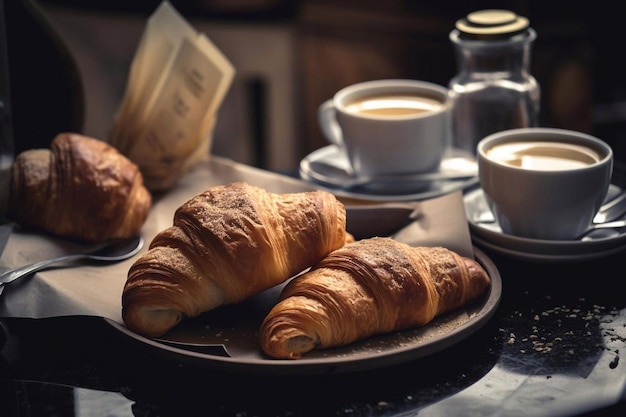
[1,233,625,416]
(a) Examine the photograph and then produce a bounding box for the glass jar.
[448,9,540,154]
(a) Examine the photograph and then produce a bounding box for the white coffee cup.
[477,128,614,240]
[318,79,450,179]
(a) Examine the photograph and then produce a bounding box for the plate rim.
[104,247,502,376]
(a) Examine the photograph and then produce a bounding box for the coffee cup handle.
[318,99,343,146]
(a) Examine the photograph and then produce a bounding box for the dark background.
[5,0,626,167]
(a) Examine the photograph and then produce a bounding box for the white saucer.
[300,145,479,202]
[470,234,626,263]
[464,185,626,261]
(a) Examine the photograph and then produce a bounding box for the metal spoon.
[0,235,144,294]
[577,219,626,239]
[592,190,626,223]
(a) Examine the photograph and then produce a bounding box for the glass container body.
[449,28,540,154]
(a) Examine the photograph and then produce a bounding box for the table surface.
[1,234,625,417]
[2,157,626,416]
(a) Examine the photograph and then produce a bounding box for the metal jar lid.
[455,9,529,40]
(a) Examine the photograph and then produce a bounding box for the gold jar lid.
[455,9,529,38]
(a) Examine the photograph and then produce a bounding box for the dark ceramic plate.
[106,247,501,375]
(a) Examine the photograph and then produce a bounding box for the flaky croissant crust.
[122,182,351,338]
[259,237,491,359]
[8,133,152,242]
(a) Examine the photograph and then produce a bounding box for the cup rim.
[477,127,613,172]
[332,79,450,120]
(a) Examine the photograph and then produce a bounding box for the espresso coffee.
[344,94,444,117]
[486,141,600,171]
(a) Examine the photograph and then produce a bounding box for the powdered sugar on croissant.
[259,237,490,359]
[122,182,351,338]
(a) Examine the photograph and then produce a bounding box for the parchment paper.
[0,155,473,323]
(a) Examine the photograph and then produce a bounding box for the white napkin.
[0,156,473,323]
[109,1,235,191]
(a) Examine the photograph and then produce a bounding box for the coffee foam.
[345,94,443,117]
[486,141,600,171]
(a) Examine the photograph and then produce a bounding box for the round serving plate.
[106,247,501,375]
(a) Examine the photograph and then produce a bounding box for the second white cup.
[318,79,451,179]
[478,128,614,240]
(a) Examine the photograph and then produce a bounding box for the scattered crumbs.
[609,355,620,369]
[546,375,552,379]
[504,297,626,363]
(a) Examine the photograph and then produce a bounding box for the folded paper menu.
[109,1,235,192]
[0,156,473,323]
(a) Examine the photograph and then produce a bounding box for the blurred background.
[4,0,624,173]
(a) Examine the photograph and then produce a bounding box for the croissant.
[122,182,352,338]
[259,237,490,359]
[8,133,152,243]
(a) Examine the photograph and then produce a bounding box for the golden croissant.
[8,132,152,243]
[259,237,490,359]
[122,182,352,338]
